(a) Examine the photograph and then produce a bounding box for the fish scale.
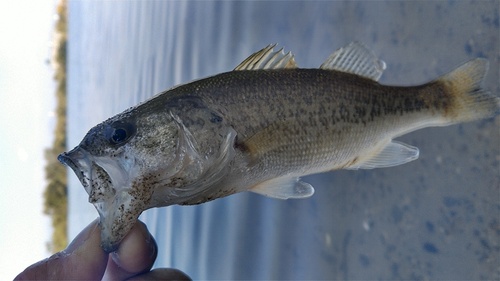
[191,70,422,171]
[58,42,499,252]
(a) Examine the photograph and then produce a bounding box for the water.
[68,1,499,279]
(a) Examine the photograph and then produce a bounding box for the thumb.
[15,219,108,280]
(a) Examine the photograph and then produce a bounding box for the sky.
[0,0,58,279]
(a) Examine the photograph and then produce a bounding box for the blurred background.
[3,1,499,280]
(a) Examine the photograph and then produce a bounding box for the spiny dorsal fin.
[234,44,298,70]
[320,42,386,81]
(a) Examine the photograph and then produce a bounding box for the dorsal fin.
[234,44,298,70]
[320,42,386,81]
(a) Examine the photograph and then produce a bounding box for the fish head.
[58,110,184,252]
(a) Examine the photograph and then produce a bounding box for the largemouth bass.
[59,42,499,252]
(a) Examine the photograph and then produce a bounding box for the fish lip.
[58,147,92,189]
[57,151,78,172]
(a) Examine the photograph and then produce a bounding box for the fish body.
[59,42,500,252]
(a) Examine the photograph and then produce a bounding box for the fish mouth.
[58,147,93,193]
[58,147,146,252]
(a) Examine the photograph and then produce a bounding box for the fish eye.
[105,121,136,145]
[111,128,128,143]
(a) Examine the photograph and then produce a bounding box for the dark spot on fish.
[354,105,367,119]
[234,141,246,151]
[423,242,439,254]
[210,112,223,123]
[168,177,185,188]
[403,97,413,114]
[303,95,313,106]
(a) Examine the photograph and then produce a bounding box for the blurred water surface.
[68,1,499,279]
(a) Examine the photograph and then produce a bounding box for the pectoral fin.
[347,140,419,169]
[250,177,315,199]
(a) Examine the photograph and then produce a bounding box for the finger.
[102,220,157,281]
[128,268,192,281]
[15,219,108,280]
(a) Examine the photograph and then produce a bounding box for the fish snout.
[58,148,83,171]
[58,147,92,191]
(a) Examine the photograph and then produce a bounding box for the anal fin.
[347,140,419,170]
[250,177,315,199]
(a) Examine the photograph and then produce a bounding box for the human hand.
[15,219,190,280]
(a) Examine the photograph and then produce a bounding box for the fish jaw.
[58,146,152,252]
[93,189,147,252]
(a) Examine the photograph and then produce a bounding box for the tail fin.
[439,58,500,123]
